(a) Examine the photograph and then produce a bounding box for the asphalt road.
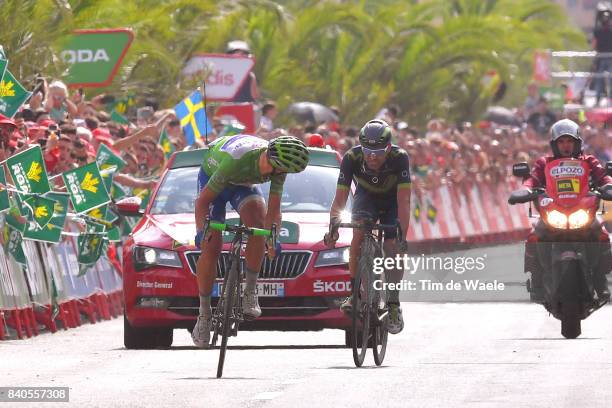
[3,244,612,408]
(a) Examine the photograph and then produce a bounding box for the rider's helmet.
[226,40,251,55]
[596,1,612,27]
[550,118,583,158]
[358,119,392,149]
[267,136,309,173]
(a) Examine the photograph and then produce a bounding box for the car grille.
[166,296,331,317]
[184,250,312,279]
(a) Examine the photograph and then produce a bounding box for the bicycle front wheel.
[217,255,239,378]
[352,237,375,367]
[372,291,388,366]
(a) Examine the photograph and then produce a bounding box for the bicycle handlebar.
[324,220,406,248]
[207,220,275,237]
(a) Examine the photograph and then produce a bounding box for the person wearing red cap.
[91,127,118,153]
[308,133,325,148]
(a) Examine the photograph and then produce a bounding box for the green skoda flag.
[96,144,126,173]
[107,226,121,242]
[23,195,56,229]
[87,221,106,233]
[4,223,26,264]
[110,110,129,125]
[0,70,32,118]
[6,146,51,195]
[113,95,135,115]
[63,162,110,214]
[111,182,128,201]
[77,232,105,271]
[0,166,10,212]
[87,204,108,222]
[96,144,125,192]
[23,192,69,243]
[159,129,175,160]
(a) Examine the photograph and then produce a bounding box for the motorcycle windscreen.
[544,158,591,208]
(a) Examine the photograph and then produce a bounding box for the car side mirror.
[606,161,612,177]
[512,162,530,178]
[116,196,143,216]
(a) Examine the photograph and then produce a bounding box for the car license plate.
[212,281,285,297]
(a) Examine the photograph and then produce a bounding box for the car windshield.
[149,165,349,215]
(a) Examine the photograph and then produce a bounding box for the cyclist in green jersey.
[192,134,309,348]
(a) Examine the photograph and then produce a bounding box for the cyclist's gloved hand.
[324,216,341,248]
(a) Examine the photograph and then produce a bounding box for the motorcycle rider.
[512,119,612,302]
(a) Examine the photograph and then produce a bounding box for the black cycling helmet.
[550,118,583,158]
[267,136,309,173]
[359,119,392,149]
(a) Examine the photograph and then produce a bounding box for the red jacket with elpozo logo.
[522,155,612,190]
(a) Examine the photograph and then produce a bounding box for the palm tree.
[0,0,587,126]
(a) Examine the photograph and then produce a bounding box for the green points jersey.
[202,135,286,195]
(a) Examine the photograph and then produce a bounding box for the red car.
[119,148,354,349]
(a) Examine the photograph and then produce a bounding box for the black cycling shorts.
[351,187,398,239]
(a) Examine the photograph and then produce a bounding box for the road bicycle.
[205,219,276,378]
[326,220,404,367]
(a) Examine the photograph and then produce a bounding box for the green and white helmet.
[267,136,309,173]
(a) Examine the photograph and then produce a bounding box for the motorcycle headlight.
[134,246,182,270]
[568,209,590,229]
[315,247,350,267]
[546,210,568,229]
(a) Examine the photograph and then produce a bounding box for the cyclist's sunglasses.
[363,145,390,157]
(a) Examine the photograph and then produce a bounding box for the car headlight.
[568,209,590,229]
[133,246,182,270]
[545,210,568,229]
[315,247,350,267]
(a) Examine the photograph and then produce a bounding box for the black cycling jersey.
[337,145,411,199]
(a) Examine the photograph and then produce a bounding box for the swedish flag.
[174,89,212,145]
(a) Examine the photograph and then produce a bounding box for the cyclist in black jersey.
[326,119,412,334]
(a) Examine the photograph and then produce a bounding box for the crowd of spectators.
[0,72,610,206]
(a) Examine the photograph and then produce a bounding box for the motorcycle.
[509,159,612,338]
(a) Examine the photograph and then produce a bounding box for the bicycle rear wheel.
[217,255,239,378]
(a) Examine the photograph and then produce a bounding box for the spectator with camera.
[44,80,78,122]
